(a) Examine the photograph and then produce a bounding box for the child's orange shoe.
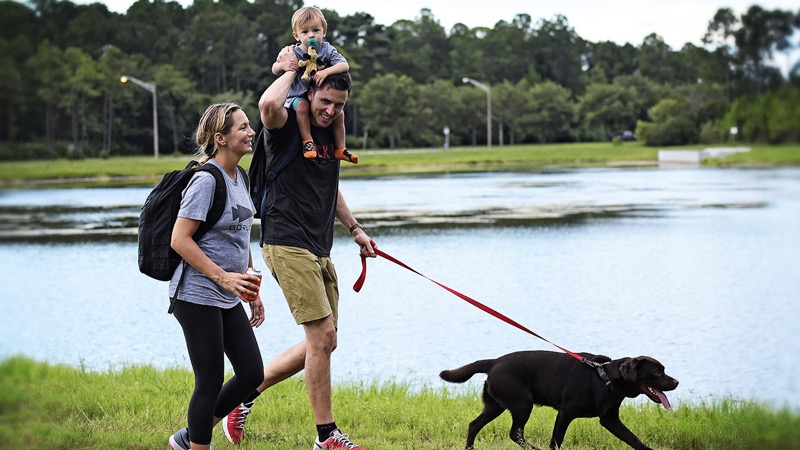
[335,148,358,164]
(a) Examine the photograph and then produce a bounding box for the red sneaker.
[313,429,368,449]
[222,401,253,444]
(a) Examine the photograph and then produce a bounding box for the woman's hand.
[218,271,261,301]
[248,297,265,328]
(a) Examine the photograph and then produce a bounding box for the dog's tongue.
[655,389,673,410]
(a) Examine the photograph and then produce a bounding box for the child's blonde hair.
[291,6,327,34]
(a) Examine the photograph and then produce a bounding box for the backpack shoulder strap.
[267,146,293,181]
[193,163,227,240]
[247,117,296,245]
[256,148,294,246]
[237,165,249,191]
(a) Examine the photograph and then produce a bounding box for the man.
[223,46,375,450]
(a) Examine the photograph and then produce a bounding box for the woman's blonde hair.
[291,6,327,34]
[194,102,241,162]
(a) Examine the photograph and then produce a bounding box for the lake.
[1,167,798,409]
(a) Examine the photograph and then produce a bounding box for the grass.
[1,143,798,186]
[1,356,798,449]
[2,142,799,446]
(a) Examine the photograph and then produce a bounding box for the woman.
[168,102,265,450]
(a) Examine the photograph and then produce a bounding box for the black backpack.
[248,117,295,245]
[138,160,248,281]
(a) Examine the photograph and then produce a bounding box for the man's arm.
[259,46,298,130]
[271,60,283,76]
[336,189,376,258]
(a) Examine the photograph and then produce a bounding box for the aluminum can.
[242,267,262,301]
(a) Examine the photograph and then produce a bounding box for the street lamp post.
[462,77,491,148]
[120,75,159,159]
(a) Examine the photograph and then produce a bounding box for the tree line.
[1,0,798,160]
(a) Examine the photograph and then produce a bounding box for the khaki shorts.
[262,244,339,327]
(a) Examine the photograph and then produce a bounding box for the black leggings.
[173,300,264,445]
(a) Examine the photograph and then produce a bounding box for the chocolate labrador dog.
[440,350,678,450]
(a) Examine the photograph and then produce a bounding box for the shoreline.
[1,143,798,187]
[0,159,781,189]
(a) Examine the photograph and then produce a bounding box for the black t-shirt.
[262,109,340,256]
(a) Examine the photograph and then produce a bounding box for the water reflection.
[0,167,779,241]
[0,187,143,240]
[1,167,799,408]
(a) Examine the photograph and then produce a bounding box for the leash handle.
[354,244,588,363]
[353,239,379,293]
[353,250,368,292]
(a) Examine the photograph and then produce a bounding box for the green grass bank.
[1,143,798,186]
[1,357,798,449]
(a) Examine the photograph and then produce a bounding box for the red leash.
[354,242,590,364]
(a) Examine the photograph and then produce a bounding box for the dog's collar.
[582,359,613,388]
[595,363,612,388]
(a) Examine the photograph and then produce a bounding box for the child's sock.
[303,140,317,158]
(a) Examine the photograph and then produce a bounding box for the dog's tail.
[439,359,494,383]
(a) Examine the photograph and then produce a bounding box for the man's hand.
[276,45,298,64]
[275,58,299,74]
[353,229,377,258]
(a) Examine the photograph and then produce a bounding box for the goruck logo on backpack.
[138,160,246,281]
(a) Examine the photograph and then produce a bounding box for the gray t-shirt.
[168,159,254,309]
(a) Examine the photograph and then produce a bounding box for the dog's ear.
[620,357,640,382]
